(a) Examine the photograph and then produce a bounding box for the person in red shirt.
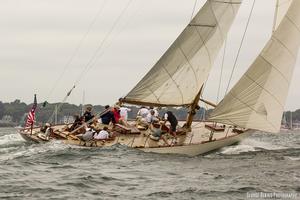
[113,105,121,123]
[113,105,128,126]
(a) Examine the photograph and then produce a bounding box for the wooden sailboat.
[20,0,300,156]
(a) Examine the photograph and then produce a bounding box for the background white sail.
[209,0,300,133]
[123,0,242,106]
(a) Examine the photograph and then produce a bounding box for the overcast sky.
[0,0,299,110]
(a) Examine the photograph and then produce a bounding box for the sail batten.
[209,0,300,133]
[123,0,242,106]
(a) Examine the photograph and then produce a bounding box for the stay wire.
[73,0,134,86]
[47,0,133,123]
[225,0,256,95]
[45,0,109,101]
[216,39,227,103]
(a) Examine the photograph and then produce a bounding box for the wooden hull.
[140,131,251,156]
[19,131,42,143]
[19,122,252,156]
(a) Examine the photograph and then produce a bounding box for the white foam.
[0,140,69,162]
[285,156,300,161]
[0,133,24,146]
[220,137,287,155]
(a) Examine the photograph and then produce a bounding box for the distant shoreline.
[0,122,17,128]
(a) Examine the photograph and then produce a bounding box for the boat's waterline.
[139,131,252,156]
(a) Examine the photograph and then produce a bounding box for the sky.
[0,0,299,111]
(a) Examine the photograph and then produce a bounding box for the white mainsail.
[209,0,300,133]
[123,0,242,106]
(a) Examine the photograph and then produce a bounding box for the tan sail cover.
[123,0,242,106]
[209,0,300,133]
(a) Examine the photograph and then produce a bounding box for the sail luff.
[209,0,300,133]
[123,0,243,106]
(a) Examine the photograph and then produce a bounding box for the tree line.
[0,99,299,126]
[0,99,207,125]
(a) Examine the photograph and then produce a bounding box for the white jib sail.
[209,0,300,133]
[123,0,242,106]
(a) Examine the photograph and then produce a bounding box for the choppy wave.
[0,128,299,200]
[220,138,285,155]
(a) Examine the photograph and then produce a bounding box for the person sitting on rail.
[44,123,53,139]
[68,115,84,132]
[100,105,116,125]
[77,127,95,141]
[38,123,53,140]
[149,119,170,145]
[90,117,101,132]
[163,111,178,138]
[94,126,109,140]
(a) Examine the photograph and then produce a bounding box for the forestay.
[123,0,242,106]
[209,0,300,133]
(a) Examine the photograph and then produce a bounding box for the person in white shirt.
[146,110,158,123]
[120,107,131,121]
[137,107,150,118]
[94,127,109,140]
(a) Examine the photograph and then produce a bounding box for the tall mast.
[184,86,203,130]
[54,105,58,125]
[290,111,293,130]
[81,90,85,115]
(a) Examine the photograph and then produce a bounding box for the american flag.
[25,94,37,128]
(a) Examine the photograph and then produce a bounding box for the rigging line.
[45,0,109,100]
[272,0,279,32]
[74,0,134,86]
[76,0,141,83]
[47,0,135,122]
[190,0,198,21]
[216,39,227,103]
[47,85,76,123]
[225,0,256,95]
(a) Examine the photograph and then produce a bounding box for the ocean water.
[0,128,299,200]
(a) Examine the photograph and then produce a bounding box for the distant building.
[1,115,13,122]
[63,116,74,124]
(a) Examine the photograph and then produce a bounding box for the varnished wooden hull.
[139,131,251,156]
[19,122,252,156]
